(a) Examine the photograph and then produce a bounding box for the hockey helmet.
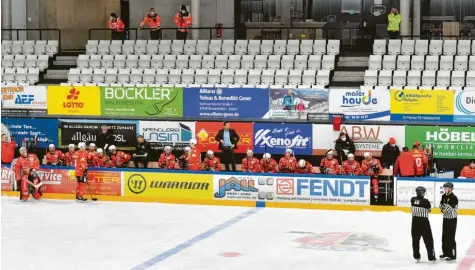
[78,142,86,149]
[68,144,75,149]
[298,159,306,168]
[48,144,55,150]
[189,139,197,146]
[184,146,191,152]
[264,153,271,160]
[109,145,116,151]
[97,148,104,154]
[207,150,214,157]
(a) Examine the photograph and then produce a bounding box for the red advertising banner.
[1,165,14,191]
[195,122,254,154]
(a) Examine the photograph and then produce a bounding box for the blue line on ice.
[130,208,260,270]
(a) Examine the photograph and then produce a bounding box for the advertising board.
[253,123,312,155]
[269,88,329,119]
[1,118,58,148]
[395,179,436,207]
[183,87,269,119]
[329,88,390,121]
[47,86,100,116]
[454,90,475,123]
[434,181,475,209]
[1,165,13,191]
[405,126,475,159]
[213,175,276,201]
[195,122,254,154]
[390,89,454,122]
[100,87,183,117]
[139,121,195,151]
[1,86,47,110]
[124,172,213,199]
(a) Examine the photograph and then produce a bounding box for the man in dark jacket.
[381,137,400,168]
[335,132,356,161]
[215,122,240,171]
[133,135,151,168]
[96,125,114,152]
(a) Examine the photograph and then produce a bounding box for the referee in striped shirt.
[410,186,436,263]
[439,182,458,261]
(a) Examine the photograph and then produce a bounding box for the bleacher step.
[43,69,69,80]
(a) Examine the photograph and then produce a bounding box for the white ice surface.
[2,196,475,270]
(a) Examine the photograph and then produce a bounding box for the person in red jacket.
[320,150,340,175]
[1,133,16,164]
[279,149,297,173]
[188,139,201,171]
[158,146,176,170]
[109,145,131,168]
[460,160,475,179]
[138,8,161,40]
[361,152,383,201]
[394,147,417,177]
[342,153,362,175]
[93,148,110,168]
[410,141,428,177]
[45,144,65,166]
[108,13,126,40]
[203,150,220,171]
[65,144,77,166]
[174,5,192,40]
[87,143,98,167]
[14,147,41,201]
[296,159,314,174]
[75,142,89,201]
[260,153,278,173]
[241,150,260,173]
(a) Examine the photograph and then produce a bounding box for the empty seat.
[397,55,411,70]
[101,55,114,68]
[415,40,429,55]
[443,40,457,55]
[155,69,169,83]
[181,69,194,83]
[189,54,202,69]
[422,70,436,86]
[196,40,209,54]
[393,70,407,86]
[184,40,197,55]
[163,55,177,68]
[411,55,425,71]
[275,70,288,85]
[11,41,23,54]
[125,54,138,68]
[289,69,302,85]
[145,40,159,55]
[302,70,316,85]
[2,55,14,68]
[273,40,287,55]
[2,40,12,54]
[34,40,47,55]
[321,55,335,70]
[214,55,228,69]
[142,69,156,84]
[235,40,248,55]
[122,40,135,55]
[378,70,392,86]
[176,55,189,68]
[316,70,330,86]
[168,69,182,84]
[440,56,454,71]
[401,40,415,55]
[93,68,106,83]
[76,55,89,69]
[364,70,378,86]
[80,68,93,82]
[114,55,126,69]
[294,55,308,70]
[281,55,295,70]
[158,40,171,55]
[469,56,475,70]
[248,69,262,84]
[138,55,151,69]
[110,40,122,54]
[3,68,16,82]
[254,55,268,69]
[227,55,240,69]
[373,39,386,55]
[234,69,248,84]
[429,40,443,55]
[457,40,471,56]
[369,55,382,70]
[46,40,59,56]
[382,55,396,70]
[221,40,234,55]
[207,69,221,84]
[117,68,131,84]
[388,40,401,55]
[149,54,163,69]
[261,69,275,85]
[14,67,27,82]
[286,40,300,55]
[14,55,26,68]
[195,69,208,84]
[407,70,422,86]
[25,55,38,68]
[454,55,468,71]
[97,40,110,55]
[313,40,326,55]
[22,41,35,55]
[327,40,340,55]
[248,40,261,55]
[68,68,81,82]
[221,69,234,84]
[436,70,451,87]
[202,55,215,69]
[171,40,184,55]
[27,68,39,83]
[300,40,313,55]
[451,71,465,87]
[425,55,439,71]
[467,71,475,86]
[268,55,281,69]
[260,40,273,55]
[87,55,101,68]
[37,55,49,71]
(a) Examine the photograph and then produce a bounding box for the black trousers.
[442,218,457,259]
[388,31,399,39]
[150,30,161,40]
[412,219,436,260]
[176,30,188,40]
[221,147,236,171]
[133,157,148,168]
[112,31,125,40]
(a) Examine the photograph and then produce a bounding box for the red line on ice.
[457,240,475,270]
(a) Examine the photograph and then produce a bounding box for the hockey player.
[410,186,436,263]
[203,150,220,171]
[459,160,475,178]
[178,147,191,170]
[109,145,131,168]
[241,150,260,173]
[439,182,458,261]
[93,148,110,168]
[87,143,98,167]
[362,152,383,200]
[394,147,417,177]
[260,153,278,173]
[65,144,77,166]
[296,159,314,174]
[411,141,428,177]
[188,139,202,171]
[158,146,176,170]
[46,144,65,166]
[75,142,89,201]
[320,150,340,175]
[342,153,362,175]
[14,147,42,201]
[279,149,297,173]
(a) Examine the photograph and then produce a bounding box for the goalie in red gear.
[93,148,111,168]
[361,152,383,201]
[241,150,260,172]
[75,142,89,201]
[159,146,176,170]
[188,139,202,171]
[87,143,98,167]
[46,144,65,166]
[109,145,131,168]
[279,149,297,173]
[260,153,278,173]
[65,144,77,166]
[296,159,314,174]
[320,150,340,175]
[343,153,362,175]
[410,141,428,177]
[14,147,42,201]
[203,150,220,171]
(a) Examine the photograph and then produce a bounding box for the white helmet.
[19,147,27,154]
[68,144,75,149]
[97,148,104,154]
[89,143,96,149]
[109,145,116,151]
[326,150,334,156]
[78,142,86,149]
[184,146,191,152]
[298,159,306,168]
[264,153,271,159]
[285,148,292,154]
[247,149,253,156]
[207,150,214,157]
[164,146,172,153]
[48,144,55,149]
[363,152,371,158]
[189,139,197,146]
[347,153,355,159]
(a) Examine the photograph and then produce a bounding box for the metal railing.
[1,28,62,51]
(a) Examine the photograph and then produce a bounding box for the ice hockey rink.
[2,197,475,270]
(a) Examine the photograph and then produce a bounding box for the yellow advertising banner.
[124,172,213,199]
[47,86,100,116]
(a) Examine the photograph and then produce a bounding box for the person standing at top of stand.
[387,7,402,39]
[174,5,192,40]
[108,13,126,40]
[139,8,161,40]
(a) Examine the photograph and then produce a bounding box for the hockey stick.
[85,174,98,201]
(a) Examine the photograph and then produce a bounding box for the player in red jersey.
[14,147,42,201]
[45,144,65,166]
[296,159,314,174]
[361,152,383,201]
[75,142,89,201]
[410,141,428,177]
[241,150,260,173]
[260,153,278,173]
[279,149,297,173]
[109,145,131,168]
[93,148,111,168]
[342,153,362,175]
[87,143,98,167]
[188,139,202,170]
[203,150,220,171]
[158,146,176,170]
[65,144,77,166]
[460,160,475,179]
[320,150,340,175]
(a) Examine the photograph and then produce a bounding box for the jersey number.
[415,158,422,167]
